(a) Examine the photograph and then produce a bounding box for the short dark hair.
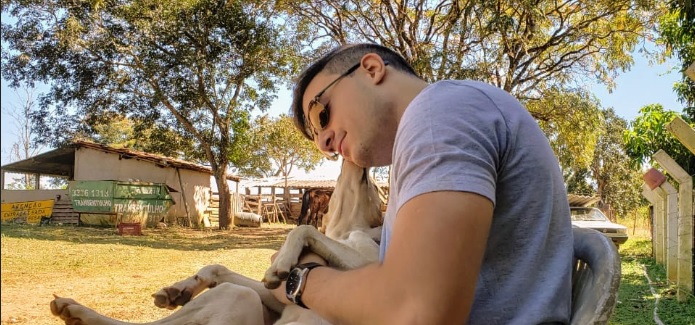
[290,43,420,140]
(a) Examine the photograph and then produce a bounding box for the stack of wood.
[50,196,79,225]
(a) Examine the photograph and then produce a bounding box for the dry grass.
[1,223,293,325]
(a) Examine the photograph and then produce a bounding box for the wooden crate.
[117,222,142,236]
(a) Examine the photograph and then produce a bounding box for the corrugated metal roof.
[567,194,600,207]
[1,140,241,182]
[269,179,337,189]
[260,179,389,190]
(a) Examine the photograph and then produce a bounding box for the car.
[569,207,628,248]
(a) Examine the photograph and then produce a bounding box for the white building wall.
[73,148,213,223]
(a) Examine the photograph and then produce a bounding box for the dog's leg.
[263,225,375,289]
[51,283,267,325]
[274,305,332,325]
[153,264,285,314]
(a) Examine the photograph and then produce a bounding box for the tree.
[624,104,695,176]
[238,114,324,200]
[72,112,199,159]
[280,0,664,162]
[589,109,645,219]
[2,87,44,164]
[530,88,603,170]
[560,108,645,220]
[2,86,43,190]
[239,115,324,178]
[658,1,695,119]
[2,0,298,229]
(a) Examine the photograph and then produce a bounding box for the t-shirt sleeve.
[392,81,512,211]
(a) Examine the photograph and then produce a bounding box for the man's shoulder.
[429,79,509,95]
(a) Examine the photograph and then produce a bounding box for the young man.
[275,43,573,324]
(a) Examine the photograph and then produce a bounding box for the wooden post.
[655,181,679,282]
[644,169,668,264]
[653,186,667,264]
[654,149,694,300]
[642,184,660,257]
[686,61,695,82]
[666,117,695,155]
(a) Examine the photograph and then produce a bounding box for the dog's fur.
[50,160,383,325]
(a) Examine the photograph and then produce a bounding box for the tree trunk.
[214,168,233,230]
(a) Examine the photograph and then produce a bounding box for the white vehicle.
[570,207,628,248]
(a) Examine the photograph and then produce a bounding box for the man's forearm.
[302,263,391,324]
[301,263,460,325]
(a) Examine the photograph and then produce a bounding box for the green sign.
[70,181,174,216]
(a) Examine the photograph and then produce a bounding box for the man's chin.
[348,155,391,168]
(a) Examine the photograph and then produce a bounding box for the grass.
[1,223,694,325]
[610,236,695,325]
[1,223,292,325]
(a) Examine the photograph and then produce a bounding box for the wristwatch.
[285,262,323,308]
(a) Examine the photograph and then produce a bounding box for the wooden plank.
[687,61,695,81]
[666,117,695,155]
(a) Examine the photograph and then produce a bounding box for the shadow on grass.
[610,238,695,325]
[0,223,292,251]
[610,255,657,325]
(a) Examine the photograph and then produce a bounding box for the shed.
[1,140,240,227]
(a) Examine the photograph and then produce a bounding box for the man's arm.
[299,190,493,324]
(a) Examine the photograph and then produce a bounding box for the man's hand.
[269,251,328,304]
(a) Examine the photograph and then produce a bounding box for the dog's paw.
[50,295,87,325]
[263,225,317,289]
[261,269,286,289]
[152,286,193,309]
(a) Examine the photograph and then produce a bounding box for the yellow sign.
[1,200,55,224]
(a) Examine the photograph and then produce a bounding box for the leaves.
[236,114,324,179]
[624,104,695,175]
[1,0,298,229]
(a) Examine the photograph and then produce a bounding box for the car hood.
[572,220,627,230]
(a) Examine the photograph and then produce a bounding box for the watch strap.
[291,262,323,308]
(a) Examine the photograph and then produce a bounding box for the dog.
[50,160,384,325]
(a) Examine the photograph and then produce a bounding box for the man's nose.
[316,129,335,155]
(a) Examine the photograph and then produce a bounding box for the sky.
[0,48,684,180]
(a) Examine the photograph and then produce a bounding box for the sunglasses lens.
[319,108,329,128]
[309,102,327,132]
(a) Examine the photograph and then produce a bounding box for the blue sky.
[1,49,685,179]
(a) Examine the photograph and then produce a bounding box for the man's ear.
[360,53,387,85]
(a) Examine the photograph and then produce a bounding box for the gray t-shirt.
[380,80,573,324]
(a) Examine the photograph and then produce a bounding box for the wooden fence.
[641,116,694,302]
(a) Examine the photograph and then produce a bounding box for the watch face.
[285,268,302,299]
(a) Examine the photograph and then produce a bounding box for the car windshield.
[570,208,609,222]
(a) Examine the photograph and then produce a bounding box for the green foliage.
[285,0,660,93]
[624,104,695,175]
[563,168,594,196]
[1,0,292,158]
[237,114,324,178]
[591,109,646,217]
[657,3,695,114]
[281,0,663,166]
[5,174,37,190]
[556,105,646,219]
[531,88,603,170]
[1,0,299,229]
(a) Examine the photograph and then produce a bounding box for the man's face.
[301,63,395,167]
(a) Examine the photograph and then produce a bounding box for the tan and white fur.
[50,160,383,325]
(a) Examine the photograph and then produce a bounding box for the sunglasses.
[306,63,361,138]
[305,63,360,160]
